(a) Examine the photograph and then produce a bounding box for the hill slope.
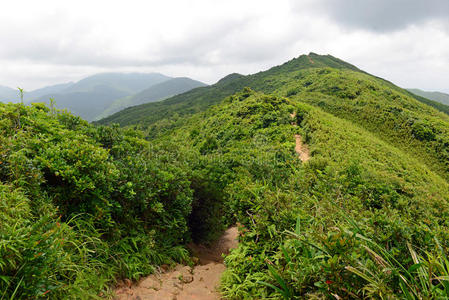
[3,54,449,299]
[153,88,449,298]
[95,77,207,120]
[99,53,449,182]
[98,53,443,126]
[97,53,360,127]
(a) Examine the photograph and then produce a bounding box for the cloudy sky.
[0,0,448,91]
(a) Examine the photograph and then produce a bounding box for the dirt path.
[115,227,239,300]
[290,112,310,162]
[294,134,310,162]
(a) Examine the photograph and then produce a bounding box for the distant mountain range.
[0,73,206,121]
[94,77,206,121]
[408,88,449,106]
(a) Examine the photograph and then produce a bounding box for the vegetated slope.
[408,88,449,105]
[156,89,449,298]
[95,77,207,120]
[0,103,194,298]
[4,54,449,299]
[102,53,449,182]
[277,67,449,181]
[96,53,359,127]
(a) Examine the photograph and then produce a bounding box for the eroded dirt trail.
[115,227,239,300]
[294,134,310,162]
[290,113,310,162]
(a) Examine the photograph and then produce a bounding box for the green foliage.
[95,53,359,129]
[3,53,449,299]
[0,103,194,298]
[154,87,449,298]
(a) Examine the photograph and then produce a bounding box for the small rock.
[181,274,194,283]
[124,279,132,288]
[161,264,170,271]
[140,277,161,290]
[173,282,183,290]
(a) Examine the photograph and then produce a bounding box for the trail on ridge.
[115,227,239,300]
[290,112,310,162]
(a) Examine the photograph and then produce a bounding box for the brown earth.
[114,227,239,300]
[290,113,310,162]
[294,134,310,162]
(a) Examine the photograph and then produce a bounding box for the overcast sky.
[0,0,448,91]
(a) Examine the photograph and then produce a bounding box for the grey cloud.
[296,0,449,32]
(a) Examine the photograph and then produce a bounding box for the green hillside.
[96,53,360,127]
[100,53,449,181]
[95,77,207,120]
[2,54,449,298]
[97,53,446,128]
[0,103,194,298]
[161,89,449,298]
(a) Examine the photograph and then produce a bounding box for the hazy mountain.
[24,82,75,103]
[408,88,449,106]
[35,85,129,121]
[63,73,171,94]
[29,72,173,121]
[0,85,19,103]
[95,77,207,120]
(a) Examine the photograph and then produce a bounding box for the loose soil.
[114,227,239,300]
[290,112,310,162]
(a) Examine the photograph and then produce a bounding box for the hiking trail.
[114,227,239,300]
[290,112,310,162]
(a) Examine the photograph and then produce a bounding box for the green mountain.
[2,53,449,298]
[95,77,207,120]
[97,53,363,127]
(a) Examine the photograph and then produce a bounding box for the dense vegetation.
[0,103,194,298]
[2,53,449,298]
[156,89,449,298]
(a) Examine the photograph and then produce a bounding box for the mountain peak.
[217,73,245,84]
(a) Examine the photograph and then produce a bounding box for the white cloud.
[0,0,448,91]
